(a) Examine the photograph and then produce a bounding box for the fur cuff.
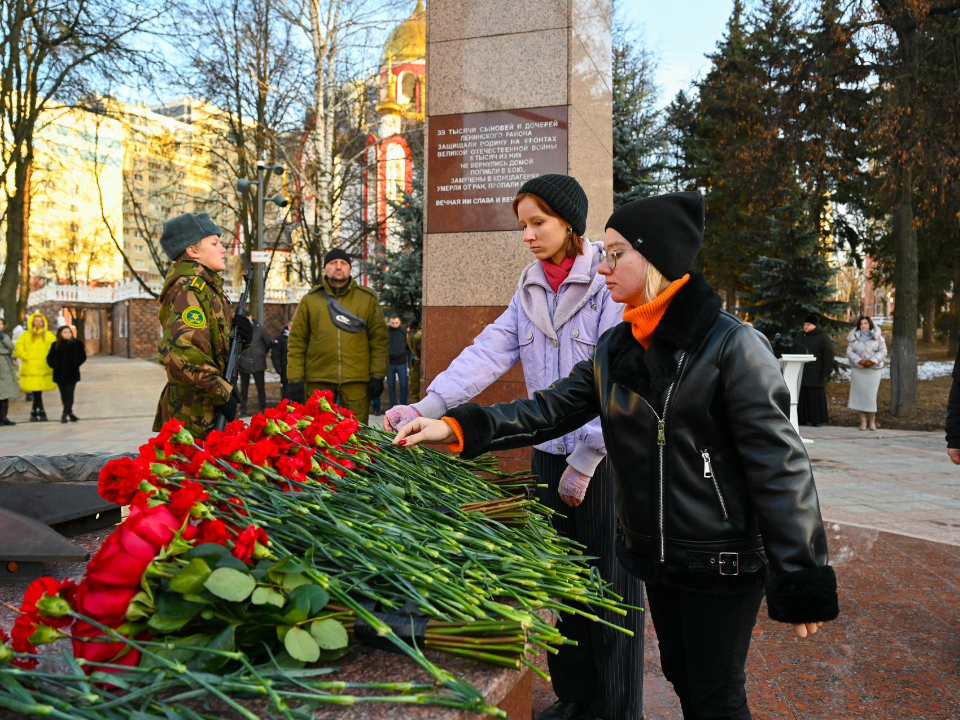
[445,404,495,460]
[766,565,839,624]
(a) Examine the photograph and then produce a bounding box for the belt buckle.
[718,552,739,576]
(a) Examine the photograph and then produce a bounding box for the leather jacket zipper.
[701,448,730,520]
[640,352,687,563]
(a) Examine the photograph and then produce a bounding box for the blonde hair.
[643,260,672,304]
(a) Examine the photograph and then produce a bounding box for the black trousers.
[646,584,765,720]
[31,391,44,412]
[58,382,76,415]
[239,371,266,414]
[532,450,645,720]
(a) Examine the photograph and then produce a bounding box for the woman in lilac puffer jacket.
[384,175,643,720]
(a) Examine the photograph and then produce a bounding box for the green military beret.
[160,212,222,261]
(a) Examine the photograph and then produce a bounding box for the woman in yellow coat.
[14,312,57,421]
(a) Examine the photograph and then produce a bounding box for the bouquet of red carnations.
[0,391,635,719]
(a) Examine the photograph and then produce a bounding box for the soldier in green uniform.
[153,213,252,437]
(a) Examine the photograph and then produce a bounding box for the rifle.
[215,265,255,431]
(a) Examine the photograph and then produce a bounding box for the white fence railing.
[28,280,311,307]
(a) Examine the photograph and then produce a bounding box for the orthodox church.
[362,0,425,256]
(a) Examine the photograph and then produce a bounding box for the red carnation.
[196,518,229,546]
[10,615,39,668]
[168,480,209,522]
[20,577,77,629]
[232,525,269,563]
[98,456,151,505]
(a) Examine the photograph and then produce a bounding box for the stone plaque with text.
[427,105,568,234]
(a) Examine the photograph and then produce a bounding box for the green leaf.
[284,627,320,663]
[251,587,286,608]
[276,625,291,642]
[204,567,256,603]
[170,559,212,594]
[288,584,330,615]
[147,613,192,633]
[281,592,311,625]
[281,573,312,592]
[186,543,229,565]
[189,625,235,673]
[310,618,349,650]
[215,555,250,571]
[156,592,204,620]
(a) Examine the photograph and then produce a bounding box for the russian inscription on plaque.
[427,105,568,234]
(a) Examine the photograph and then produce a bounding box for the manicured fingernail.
[398,439,407,446]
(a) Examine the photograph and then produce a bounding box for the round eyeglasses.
[598,247,627,270]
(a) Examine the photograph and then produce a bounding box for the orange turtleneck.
[622,274,691,350]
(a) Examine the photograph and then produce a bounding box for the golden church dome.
[381,0,425,67]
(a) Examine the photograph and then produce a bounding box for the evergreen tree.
[741,183,846,349]
[364,164,423,324]
[612,19,667,204]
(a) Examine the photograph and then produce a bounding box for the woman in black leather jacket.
[395,191,839,720]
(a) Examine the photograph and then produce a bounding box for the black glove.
[287,382,306,404]
[368,376,384,401]
[232,314,253,346]
[215,386,241,423]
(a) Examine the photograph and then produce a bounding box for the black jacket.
[448,272,838,624]
[947,343,960,449]
[238,323,275,375]
[47,339,86,385]
[388,326,408,365]
[793,328,834,388]
[271,330,289,381]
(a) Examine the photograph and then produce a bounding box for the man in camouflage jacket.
[153,213,251,437]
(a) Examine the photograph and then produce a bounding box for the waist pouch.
[322,288,367,333]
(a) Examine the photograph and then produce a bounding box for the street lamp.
[237,158,287,325]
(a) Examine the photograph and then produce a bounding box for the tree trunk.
[921,296,935,344]
[17,162,32,322]
[0,159,30,325]
[725,282,737,314]
[890,162,918,418]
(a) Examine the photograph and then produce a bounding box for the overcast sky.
[621,0,735,108]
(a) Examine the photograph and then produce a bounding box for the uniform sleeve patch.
[182,306,207,329]
[189,277,207,292]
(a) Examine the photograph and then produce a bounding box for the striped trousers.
[532,449,645,720]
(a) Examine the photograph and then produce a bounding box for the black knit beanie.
[605,191,705,280]
[516,174,588,237]
[805,313,820,326]
[323,248,351,267]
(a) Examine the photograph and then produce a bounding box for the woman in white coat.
[846,315,887,431]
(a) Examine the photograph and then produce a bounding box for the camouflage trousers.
[154,381,218,438]
[305,382,369,425]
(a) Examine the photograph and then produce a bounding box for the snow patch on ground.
[833,358,954,383]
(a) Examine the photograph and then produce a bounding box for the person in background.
[286,248,388,424]
[793,314,834,427]
[0,319,19,426]
[47,326,86,423]
[385,175,640,720]
[11,321,28,402]
[845,315,887,431]
[394,190,838,720]
[407,320,421,403]
[14,313,56,422]
[271,321,290,402]
[947,337,959,465]
[386,315,409,408]
[238,317,275,415]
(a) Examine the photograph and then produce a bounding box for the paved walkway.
[1,357,958,718]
